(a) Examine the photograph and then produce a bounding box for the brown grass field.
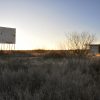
[0,50,100,100]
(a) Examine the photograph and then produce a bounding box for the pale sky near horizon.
[0,0,100,50]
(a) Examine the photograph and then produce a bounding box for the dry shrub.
[43,50,66,58]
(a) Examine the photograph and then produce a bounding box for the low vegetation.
[0,52,100,100]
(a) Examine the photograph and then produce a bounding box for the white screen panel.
[0,27,16,44]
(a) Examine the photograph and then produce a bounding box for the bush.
[43,50,66,59]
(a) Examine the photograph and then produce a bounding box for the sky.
[0,0,100,50]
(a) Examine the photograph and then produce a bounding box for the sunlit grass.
[96,54,100,56]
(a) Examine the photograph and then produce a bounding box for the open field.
[0,50,100,100]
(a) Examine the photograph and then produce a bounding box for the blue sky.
[0,0,100,50]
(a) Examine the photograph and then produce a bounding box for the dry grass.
[0,51,100,100]
[96,54,100,57]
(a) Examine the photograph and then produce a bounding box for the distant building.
[90,44,100,54]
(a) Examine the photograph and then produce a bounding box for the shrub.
[43,50,66,59]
